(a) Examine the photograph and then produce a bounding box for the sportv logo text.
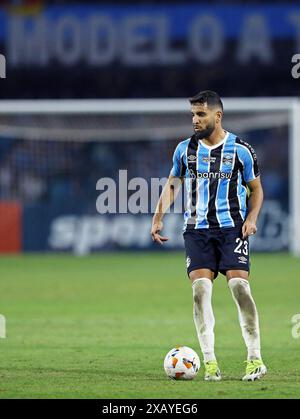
[47,201,289,254]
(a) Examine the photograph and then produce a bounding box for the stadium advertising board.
[19,199,289,254]
[0,4,299,97]
[3,5,300,67]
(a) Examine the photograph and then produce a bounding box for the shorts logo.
[238,256,248,264]
[186,257,191,268]
[222,154,234,166]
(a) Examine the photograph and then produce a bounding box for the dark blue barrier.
[22,200,289,254]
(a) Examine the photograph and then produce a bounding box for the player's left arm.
[242,177,264,239]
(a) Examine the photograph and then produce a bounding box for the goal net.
[0,98,299,255]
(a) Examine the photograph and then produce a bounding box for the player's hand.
[242,218,257,239]
[151,221,168,245]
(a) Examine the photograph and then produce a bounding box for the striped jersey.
[170,131,260,230]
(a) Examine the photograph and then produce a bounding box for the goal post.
[0,97,298,255]
[290,99,300,256]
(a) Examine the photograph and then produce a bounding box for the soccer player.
[151,91,267,382]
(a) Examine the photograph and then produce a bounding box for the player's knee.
[189,269,214,282]
[227,270,249,281]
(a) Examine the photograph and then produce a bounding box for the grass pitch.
[0,252,300,399]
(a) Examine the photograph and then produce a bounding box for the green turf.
[0,252,300,399]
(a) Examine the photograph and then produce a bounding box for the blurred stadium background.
[0,0,299,255]
[0,97,298,255]
[0,0,300,399]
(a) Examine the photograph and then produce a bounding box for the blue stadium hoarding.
[3,4,300,67]
[21,201,289,254]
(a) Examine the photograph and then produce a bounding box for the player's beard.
[194,122,215,140]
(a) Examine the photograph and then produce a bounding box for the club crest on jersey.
[222,154,234,166]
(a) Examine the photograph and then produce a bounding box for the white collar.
[199,131,229,150]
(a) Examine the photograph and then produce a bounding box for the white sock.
[192,278,216,363]
[228,278,262,360]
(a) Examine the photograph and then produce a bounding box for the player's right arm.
[151,175,183,244]
[151,142,186,244]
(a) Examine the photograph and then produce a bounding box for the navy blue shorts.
[183,225,250,278]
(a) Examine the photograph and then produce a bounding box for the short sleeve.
[236,139,260,183]
[170,144,184,177]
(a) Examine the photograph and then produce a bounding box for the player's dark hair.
[189,90,223,111]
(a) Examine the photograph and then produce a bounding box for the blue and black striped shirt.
[170,131,260,230]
